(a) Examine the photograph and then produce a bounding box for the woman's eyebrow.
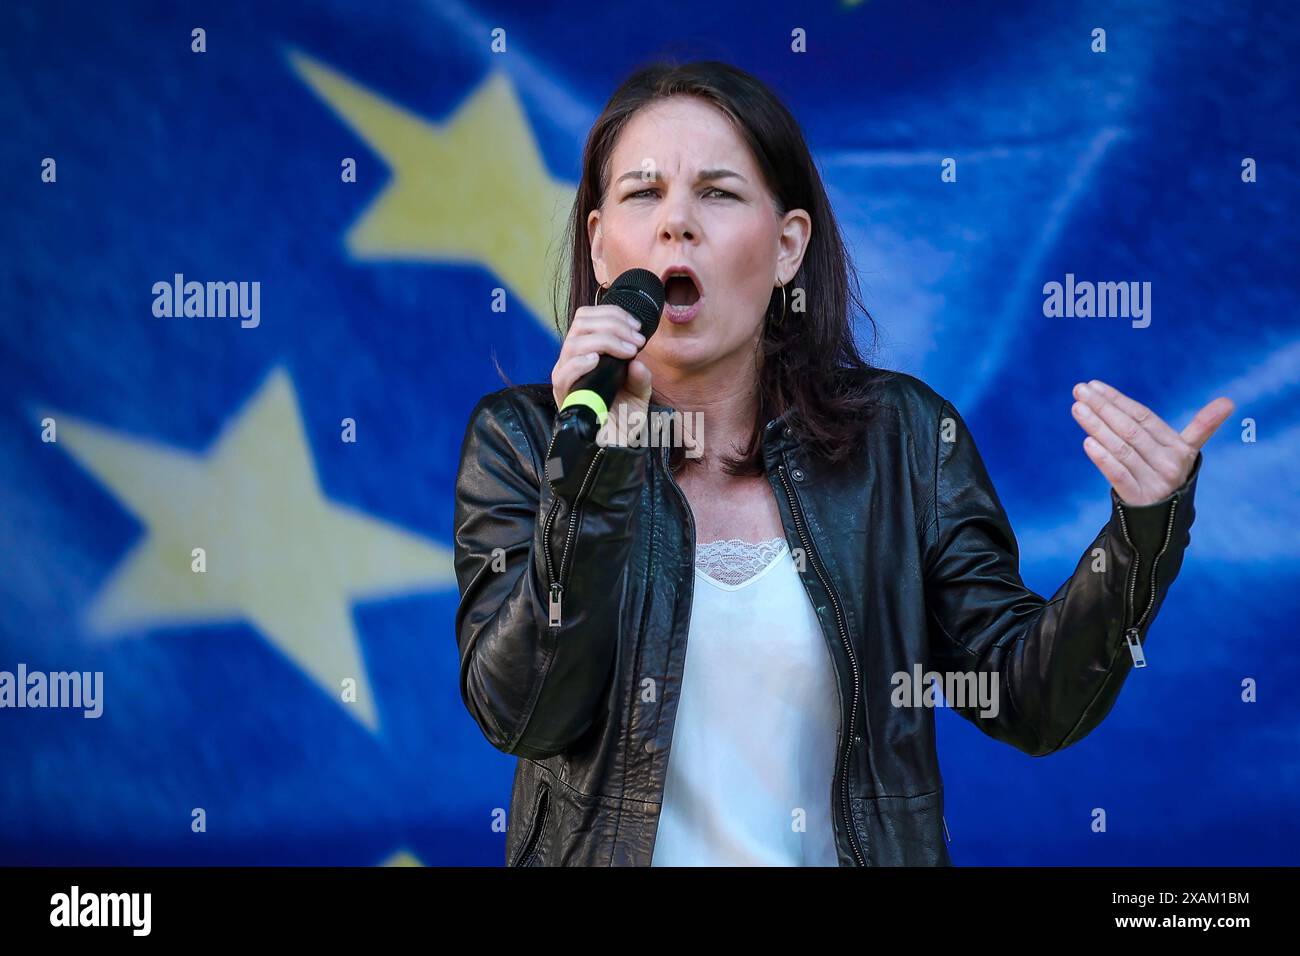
[615,168,748,185]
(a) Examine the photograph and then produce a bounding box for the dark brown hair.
[544,58,884,476]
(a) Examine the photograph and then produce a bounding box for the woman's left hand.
[1071,379,1235,507]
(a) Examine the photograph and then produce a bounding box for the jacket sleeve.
[922,397,1202,757]
[453,391,648,760]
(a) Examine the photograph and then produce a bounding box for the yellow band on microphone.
[560,388,609,426]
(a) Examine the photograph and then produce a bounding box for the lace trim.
[695,536,787,587]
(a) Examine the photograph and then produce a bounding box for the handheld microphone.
[547,268,664,497]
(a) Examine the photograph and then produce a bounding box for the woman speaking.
[452,60,1232,866]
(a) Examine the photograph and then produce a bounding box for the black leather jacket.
[453,368,1202,866]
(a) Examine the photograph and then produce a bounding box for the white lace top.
[650,536,842,866]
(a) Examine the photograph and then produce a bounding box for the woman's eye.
[625,187,736,200]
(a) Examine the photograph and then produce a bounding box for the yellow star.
[288,49,572,337]
[378,849,424,867]
[42,367,454,732]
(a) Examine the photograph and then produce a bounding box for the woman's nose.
[659,196,698,243]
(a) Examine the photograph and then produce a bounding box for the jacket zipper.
[777,463,867,867]
[541,434,607,629]
[1114,498,1179,668]
[660,439,697,659]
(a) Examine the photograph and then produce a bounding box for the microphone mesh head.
[606,268,665,338]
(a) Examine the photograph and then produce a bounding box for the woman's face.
[589,96,810,379]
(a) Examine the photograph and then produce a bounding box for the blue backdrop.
[1,0,1296,865]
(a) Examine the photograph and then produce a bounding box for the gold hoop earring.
[593,281,609,308]
[773,279,788,326]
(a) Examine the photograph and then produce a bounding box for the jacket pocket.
[852,789,951,866]
[510,781,551,867]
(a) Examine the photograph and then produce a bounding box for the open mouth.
[664,274,701,308]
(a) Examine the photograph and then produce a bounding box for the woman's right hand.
[551,304,654,443]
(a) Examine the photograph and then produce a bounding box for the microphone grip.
[549,355,634,498]
[570,353,630,414]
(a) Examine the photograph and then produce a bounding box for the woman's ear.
[776,209,812,284]
[588,210,606,284]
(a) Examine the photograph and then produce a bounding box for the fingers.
[551,351,598,399]
[1081,435,1143,504]
[552,306,647,405]
[552,349,612,405]
[1073,381,1170,481]
[571,304,644,337]
[1180,396,1235,450]
[565,307,646,357]
[568,331,643,360]
[1070,396,1153,490]
[1082,379,1181,447]
[623,358,653,402]
[1072,379,1230,503]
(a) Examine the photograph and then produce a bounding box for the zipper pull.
[549,583,563,628]
[1125,627,1146,668]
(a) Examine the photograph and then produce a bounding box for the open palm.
[1071,379,1234,506]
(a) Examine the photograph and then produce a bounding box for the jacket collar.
[645,402,796,460]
